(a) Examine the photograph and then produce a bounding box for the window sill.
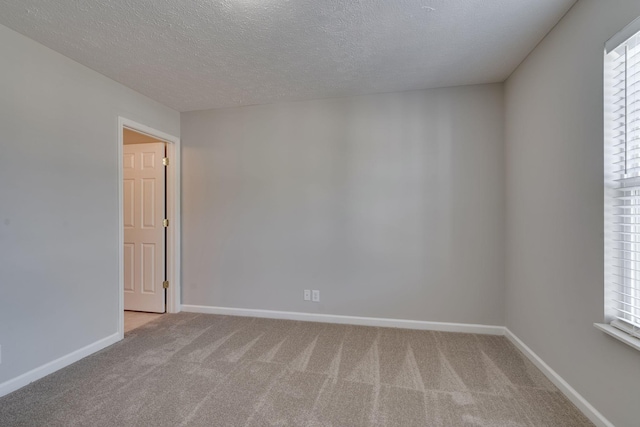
[594,323,640,352]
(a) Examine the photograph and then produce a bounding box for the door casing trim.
[118,117,181,338]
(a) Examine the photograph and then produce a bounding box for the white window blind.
[605,22,640,340]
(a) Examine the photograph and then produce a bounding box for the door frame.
[117,117,181,338]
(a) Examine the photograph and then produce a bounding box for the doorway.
[123,133,166,313]
[118,118,181,337]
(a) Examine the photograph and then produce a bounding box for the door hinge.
[163,157,169,166]
[163,218,169,227]
[162,280,169,289]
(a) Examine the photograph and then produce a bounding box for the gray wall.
[0,24,179,384]
[504,1,640,426]
[181,84,505,326]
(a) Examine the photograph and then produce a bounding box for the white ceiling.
[0,0,575,112]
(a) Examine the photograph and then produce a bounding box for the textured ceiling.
[0,0,575,112]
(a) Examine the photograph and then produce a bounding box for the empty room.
[1,0,640,426]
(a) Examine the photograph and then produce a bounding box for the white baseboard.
[181,304,505,335]
[504,329,613,427]
[0,333,120,398]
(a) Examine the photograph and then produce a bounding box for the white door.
[123,142,166,313]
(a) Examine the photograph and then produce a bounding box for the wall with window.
[505,1,640,426]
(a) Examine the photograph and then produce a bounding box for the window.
[603,17,640,348]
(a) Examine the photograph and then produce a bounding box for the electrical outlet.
[312,290,320,302]
[304,290,311,301]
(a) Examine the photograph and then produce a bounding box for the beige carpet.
[124,310,164,333]
[0,313,593,426]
